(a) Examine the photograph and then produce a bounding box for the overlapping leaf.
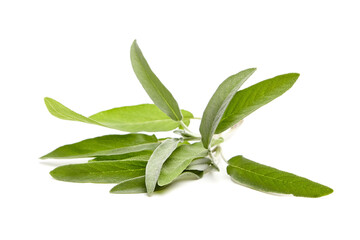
[50,160,147,183]
[199,68,256,148]
[44,98,192,132]
[227,155,333,198]
[41,134,159,159]
[158,142,209,186]
[131,40,183,121]
[216,73,299,133]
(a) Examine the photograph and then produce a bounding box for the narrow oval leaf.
[44,97,103,126]
[158,142,209,186]
[216,73,300,133]
[227,156,333,198]
[130,40,183,121]
[200,68,256,148]
[89,150,153,162]
[90,104,193,132]
[40,134,159,159]
[50,160,146,183]
[145,138,180,195]
[186,157,212,171]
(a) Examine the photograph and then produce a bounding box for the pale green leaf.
[41,134,159,159]
[90,104,193,132]
[145,138,180,194]
[227,155,333,198]
[186,158,212,171]
[216,73,299,133]
[200,68,256,148]
[50,160,146,183]
[158,142,208,186]
[130,40,183,121]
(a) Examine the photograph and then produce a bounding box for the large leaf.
[130,40,183,121]
[89,150,153,162]
[145,138,180,194]
[50,160,146,183]
[90,104,193,132]
[227,156,333,198]
[199,68,256,148]
[40,134,159,159]
[158,142,208,186]
[45,98,192,132]
[216,73,299,133]
[110,170,204,194]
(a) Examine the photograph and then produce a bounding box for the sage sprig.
[41,40,333,197]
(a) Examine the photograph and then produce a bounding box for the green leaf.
[186,157,212,171]
[110,170,203,194]
[158,142,208,186]
[227,156,333,198]
[89,104,193,132]
[50,160,146,183]
[89,150,153,162]
[145,138,180,194]
[199,68,256,148]
[130,40,183,121]
[44,97,103,126]
[40,134,159,159]
[216,73,300,133]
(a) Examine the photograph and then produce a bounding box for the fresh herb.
[41,40,333,197]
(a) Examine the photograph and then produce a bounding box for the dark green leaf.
[158,142,208,186]
[145,138,180,194]
[40,134,159,159]
[130,40,183,121]
[200,68,256,148]
[89,150,153,162]
[227,155,333,198]
[216,73,299,133]
[50,160,146,183]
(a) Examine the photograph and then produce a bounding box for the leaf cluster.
[41,40,333,197]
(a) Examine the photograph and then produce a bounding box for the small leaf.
[227,155,333,198]
[216,73,299,133]
[130,40,183,121]
[200,68,256,148]
[50,160,146,183]
[158,142,208,186]
[90,104,193,132]
[186,158,212,171]
[41,134,159,159]
[89,150,153,162]
[44,97,102,126]
[145,138,180,195]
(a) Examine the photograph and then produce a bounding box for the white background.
[1,0,359,239]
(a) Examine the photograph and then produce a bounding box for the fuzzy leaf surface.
[90,150,153,162]
[130,40,182,121]
[158,142,208,186]
[200,68,256,148]
[216,73,299,133]
[41,134,159,159]
[227,156,333,198]
[145,138,180,194]
[50,160,146,183]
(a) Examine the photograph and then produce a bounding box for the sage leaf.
[50,160,146,183]
[186,158,212,171]
[158,142,208,186]
[216,73,299,133]
[44,97,102,126]
[130,40,183,121]
[90,104,193,132]
[41,134,159,159]
[145,138,180,195]
[89,150,153,162]
[200,68,256,148]
[227,156,333,198]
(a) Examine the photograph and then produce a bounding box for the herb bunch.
[41,40,333,197]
